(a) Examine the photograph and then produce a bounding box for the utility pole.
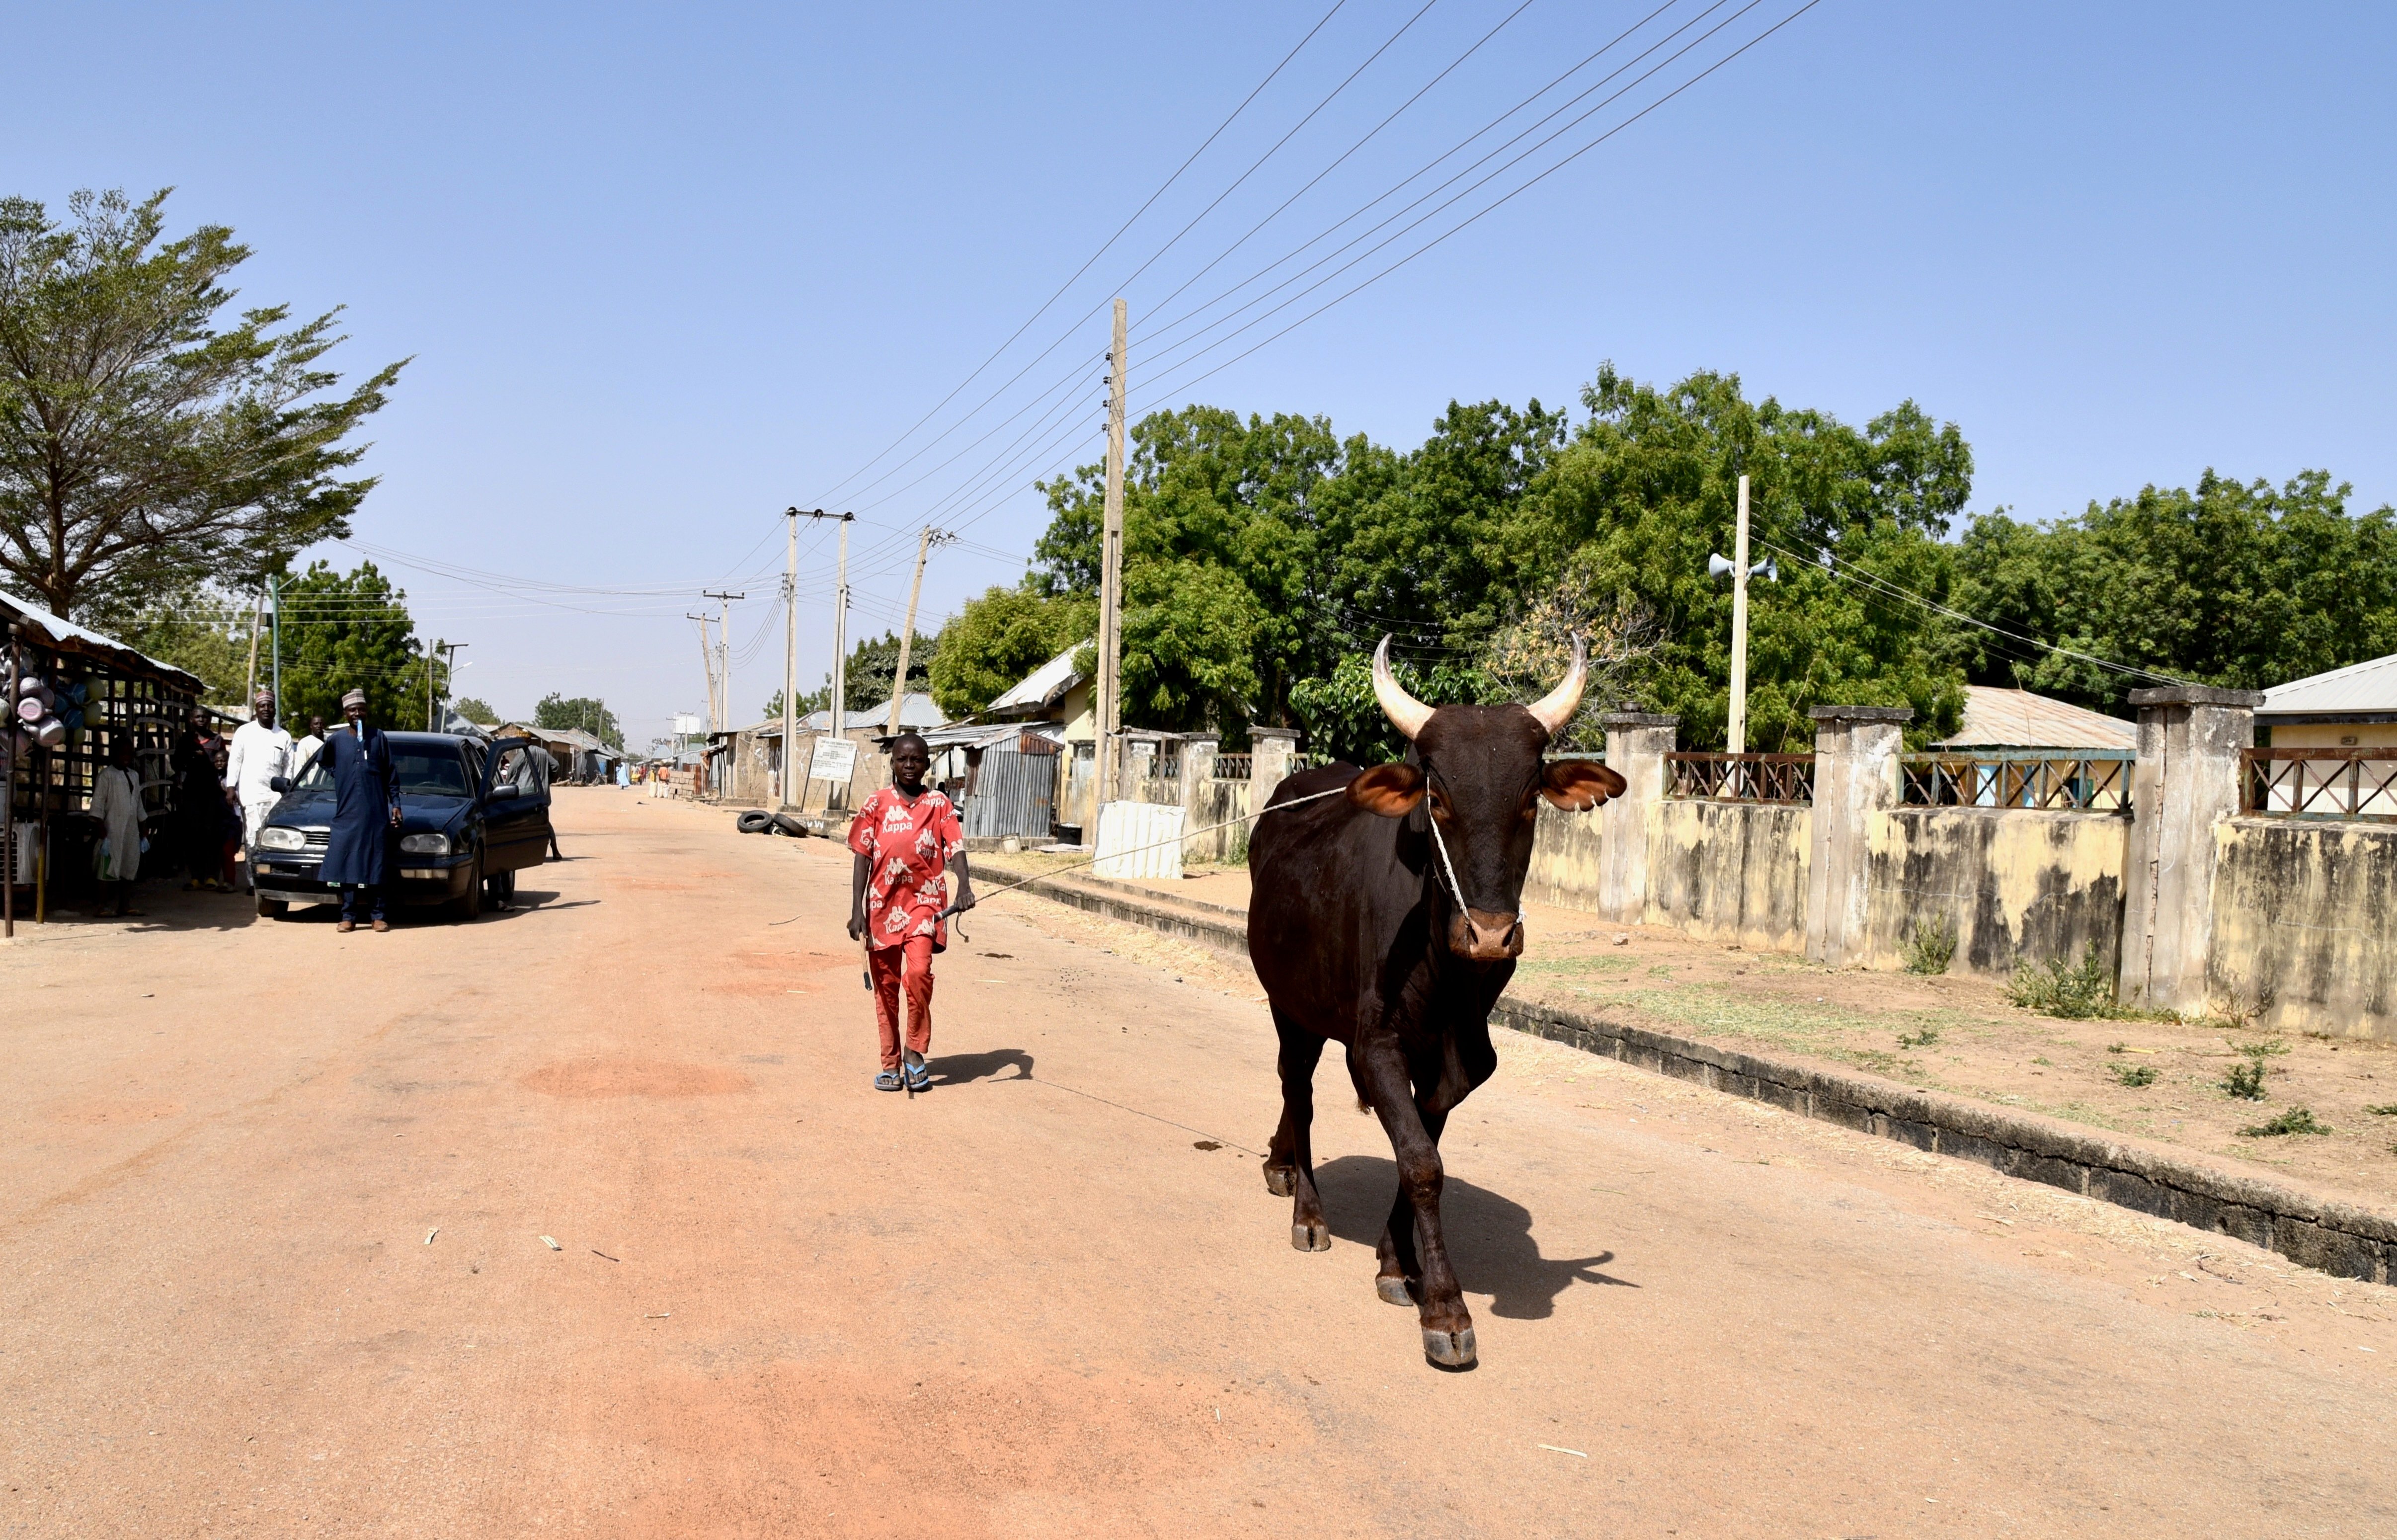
[268,573,281,722]
[1095,297,1128,805]
[703,589,743,733]
[782,508,805,808]
[244,587,264,704]
[887,527,949,737]
[433,642,466,730]
[829,512,854,740]
[1728,474,1752,758]
[428,638,442,730]
[688,612,719,732]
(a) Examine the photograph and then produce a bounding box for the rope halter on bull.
[1369,632,1587,922]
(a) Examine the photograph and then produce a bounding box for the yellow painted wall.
[1861,807,2129,976]
[2270,723,2397,749]
[1525,801,1607,912]
[2209,817,2397,1041]
[1643,798,1811,951]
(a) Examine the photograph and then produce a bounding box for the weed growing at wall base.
[1903,916,1956,976]
[2006,947,2119,1019]
[2222,1059,2267,1100]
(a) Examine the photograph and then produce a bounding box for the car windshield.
[293,743,472,798]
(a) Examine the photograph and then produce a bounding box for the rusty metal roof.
[0,587,205,694]
[1933,686,2138,751]
[2259,652,2397,720]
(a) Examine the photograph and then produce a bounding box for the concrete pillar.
[1250,726,1300,812]
[2118,685,2262,1014]
[1803,705,1913,968]
[1176,734,1217,864]
[1598,712,1677,923]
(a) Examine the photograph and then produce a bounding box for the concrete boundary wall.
[1862,806,2130,978]
[2209,816,2397,1041]
[1644,799,1809,952]
[979,864,2397,1282]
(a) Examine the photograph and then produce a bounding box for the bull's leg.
[1265,1014,1331,1251]
[1357,1036,1474,1369]
[1373,1105,1446,1306]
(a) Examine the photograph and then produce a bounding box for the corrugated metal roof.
[0,587,205,694]
[799,692,943,731]
[1933,686,2138,751]
[985,642,1088,716]
[2259,652,2397,718]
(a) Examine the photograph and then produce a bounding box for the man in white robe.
[224,691,293,893]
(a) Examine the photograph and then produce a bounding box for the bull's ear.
[1348,762,1425,816]
[1539,758,1625,811]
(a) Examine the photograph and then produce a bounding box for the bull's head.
[1347,636,1626,963]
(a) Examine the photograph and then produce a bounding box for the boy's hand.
[951,887,976,913]
[847,911,866,941]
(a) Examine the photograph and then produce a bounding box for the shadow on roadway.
[1313,1153,1637,1318]
[932,1048,1035,1086]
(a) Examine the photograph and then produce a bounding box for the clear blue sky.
[9,1,2393,744]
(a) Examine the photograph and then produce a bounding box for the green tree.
[453,696,497,724]
[536,693,622,750]
[275,561,429,728]
[100,582,257,707]
[1508,366,1971,750]
[839,629,939,712]
[1954,471,2397,712]
[0,188,403,618]
[927,584,1093,719]
[757,683,830,724]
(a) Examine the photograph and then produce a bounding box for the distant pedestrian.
[224,691,293,893]
[317,688,401,933]
[210,741,242,886]
[290,715,327,780]
[175,708,228,890]
[510,741,560,859]
[846,731,974,1092]
[89,737,147,918]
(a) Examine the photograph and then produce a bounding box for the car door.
[479,737,553,873]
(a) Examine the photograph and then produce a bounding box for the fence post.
[2118,685,2262,1014]
[1249,726,1300,812]
[1177,734,1217,864]
[1598,712,1677,923]
[1803,706,1913,968]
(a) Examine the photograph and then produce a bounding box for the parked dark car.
[251,733,555,921]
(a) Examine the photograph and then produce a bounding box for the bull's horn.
[1525,634,1588,736]
[1371,636,1433,741]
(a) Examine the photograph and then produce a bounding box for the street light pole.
[1729,474,1751,758]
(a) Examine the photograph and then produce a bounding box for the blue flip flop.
[874,1068,905,1092]
[904,1056,931,1092]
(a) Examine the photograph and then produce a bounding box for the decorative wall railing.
[2242,748,2397,820]
[1665,751,1817,805]
[1902,750,2134,813]
[1213,754,1251,781]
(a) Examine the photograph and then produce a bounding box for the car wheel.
[450,856,483,922]
[257,896,288,919]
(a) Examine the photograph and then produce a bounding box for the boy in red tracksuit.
[847,732,975,1092]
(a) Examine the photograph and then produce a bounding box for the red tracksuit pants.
[869,935,935,1070]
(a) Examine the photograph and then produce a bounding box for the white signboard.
[807,736,858,785]
[672,713,703,736]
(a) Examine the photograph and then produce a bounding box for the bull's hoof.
[1263,1164,1295,1198]
[1421,1326,1478,1371]
[1290,1221,1332,1252]
[1376,1274,1416,1307]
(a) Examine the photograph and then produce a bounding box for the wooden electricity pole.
[1728,473,1752,758]
[1095,297,1128,805]
[782,508,800,808]
[244,588,264,704]
[828,513,854,740]
[703,589,743,733]
[888,527,947,738]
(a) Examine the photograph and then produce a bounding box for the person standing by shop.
[846,732,974,1092]
[88,736,147,918]
[175,707,228,891]
[318,688,400,933]
[223,691,292,894]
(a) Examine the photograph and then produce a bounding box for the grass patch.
[2006,946,2120,1019]
[2241,1106,2332,1137]
[2109,1063,2158,1088]
[2367,1103,2397,1117]
[1902,915,1956,976]
[1898,1026,1942,1049]
[2107,1041,2127,1054]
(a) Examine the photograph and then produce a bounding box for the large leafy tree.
[839,629,939,713]
[926,584,1093,719]
[276,561,429,728]
[1509,367,1972,750]
[536,693,623,750]
[1954,470,2397,711]
[0,189,403,618]
[104,582,258,706]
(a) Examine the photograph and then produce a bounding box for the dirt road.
[4,789,2392,1537]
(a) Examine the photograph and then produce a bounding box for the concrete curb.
[985,864,2397,1284]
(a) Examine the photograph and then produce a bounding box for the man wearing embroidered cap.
[223,690,293,894]
[317,687,400,932]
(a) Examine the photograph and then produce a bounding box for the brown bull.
[1246,637,1624,1369]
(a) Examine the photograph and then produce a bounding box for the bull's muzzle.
[1449,907,1524,962]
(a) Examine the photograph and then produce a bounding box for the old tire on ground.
[257,895,288,920]
[770,813,808,838]
[735,810,772,834]
[449,855,483,922]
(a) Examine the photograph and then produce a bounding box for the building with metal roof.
[1931,686,2138,753]
[2258,653,2397,748]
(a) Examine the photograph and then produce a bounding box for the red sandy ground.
[2,789,2392,1537]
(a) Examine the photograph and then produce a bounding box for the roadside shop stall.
[3,589,205,933]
